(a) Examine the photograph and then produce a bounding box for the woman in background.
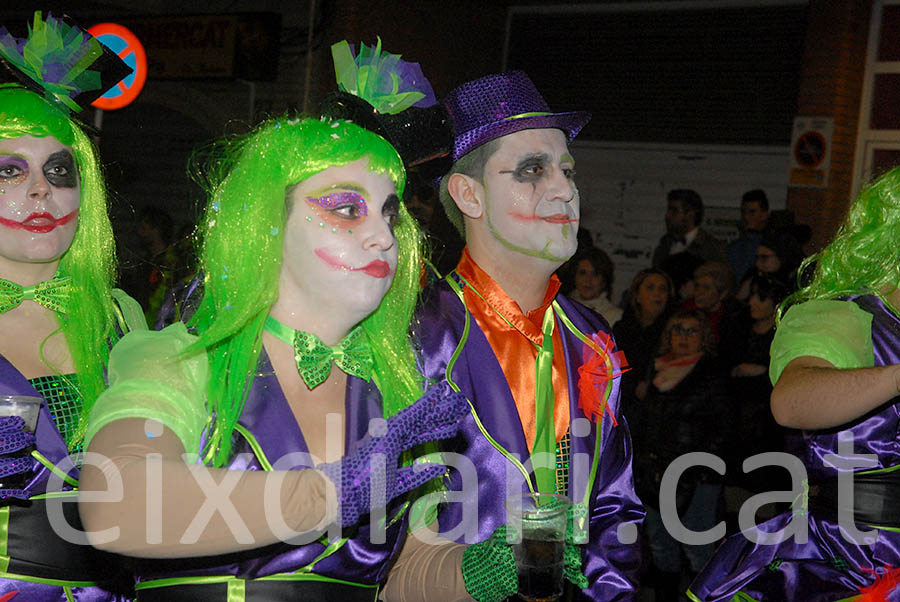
[613,268,675,426]
[634,310,728,601]
[570,247,623,325]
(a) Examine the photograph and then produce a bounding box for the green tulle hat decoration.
[0,12,129,113]
[331,36,437,115]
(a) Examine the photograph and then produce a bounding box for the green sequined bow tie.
[0,275,73,314]
[264,315,373,389]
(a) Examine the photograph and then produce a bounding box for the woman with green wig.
[78,41,468,601]
[0,12,140,602]
[690,166,900,600]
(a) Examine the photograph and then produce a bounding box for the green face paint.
[486,207,572,262]
[482,181,577,264]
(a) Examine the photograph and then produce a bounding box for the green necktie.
[264,315,373,389]
[0,275,72,314]
[532,304,557,494]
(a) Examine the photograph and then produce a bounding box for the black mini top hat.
[318,38,452,173]
[0,12,132,114]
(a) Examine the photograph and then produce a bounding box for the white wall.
[570,141,790,303]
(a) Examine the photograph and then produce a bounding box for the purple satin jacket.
[0,355,130,601]
[691,295,900,601]
[415,276,644,601]
[135,351,408,590]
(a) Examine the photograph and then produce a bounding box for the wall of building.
[787,0,871,252]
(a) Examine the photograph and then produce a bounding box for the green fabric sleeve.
[769,299,875,385]
[111,288,149,333]
[85,322,209,453]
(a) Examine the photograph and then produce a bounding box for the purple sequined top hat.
[443,70,591,162]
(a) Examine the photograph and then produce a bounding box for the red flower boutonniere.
[577,331,629,426]
[854,564,900,601]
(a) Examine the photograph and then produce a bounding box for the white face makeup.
[480,128,579,264]
[279,157,399,324]
[0,135,80,269]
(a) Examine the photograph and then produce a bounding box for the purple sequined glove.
[0,416,36,500]
[318,380,468,527]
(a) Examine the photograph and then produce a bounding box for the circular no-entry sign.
[793,131,827,169]
[88,23,147,110]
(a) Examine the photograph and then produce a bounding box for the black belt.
[3,496,124,583]
[137,578,378,602]
[808,469,900,527]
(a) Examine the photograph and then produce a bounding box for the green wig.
[188,115,423,467]
[779,166,900,319]
[0,86,118,448]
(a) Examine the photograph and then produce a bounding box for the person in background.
[660,251,705,305]
[557,226,596,295]
[726,189,770,282]
[682,261,745,368]
[721,274,791,526]
[652,189,726,269]
[613,268,676,428]
[0,12,138,600]
[734,229,805,303]
[634,310,728,601]
[570,246,623,325]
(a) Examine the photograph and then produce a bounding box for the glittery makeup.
[306,190,369,216]
[0,155,29,186]
[304,188,370,232]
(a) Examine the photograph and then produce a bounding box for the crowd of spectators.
[554,188,808,599]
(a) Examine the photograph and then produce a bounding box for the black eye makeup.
[382,194,400,231]
[499,153,551,183]
[43,150,77,188]
[499,152,577,185]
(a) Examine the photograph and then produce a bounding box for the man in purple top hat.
[410,71,644,601]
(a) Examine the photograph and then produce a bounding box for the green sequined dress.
[29,373,81,451]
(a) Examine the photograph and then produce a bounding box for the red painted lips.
[0,210,77,234]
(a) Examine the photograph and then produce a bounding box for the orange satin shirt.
[455,248,570,451]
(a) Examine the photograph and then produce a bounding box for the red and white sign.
[88,23,147,110]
